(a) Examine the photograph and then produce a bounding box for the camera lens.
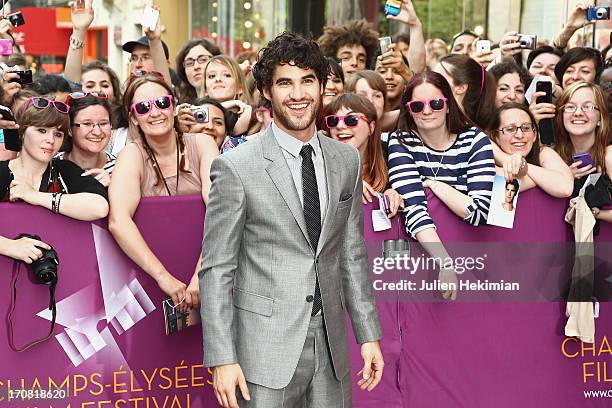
[194,110,205,122]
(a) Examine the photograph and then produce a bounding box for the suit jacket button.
[306,295,314,302]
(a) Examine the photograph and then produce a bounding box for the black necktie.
[300,144,322,316]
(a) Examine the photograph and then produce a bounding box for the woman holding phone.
[553,81,612,222]
[553,81,611,182]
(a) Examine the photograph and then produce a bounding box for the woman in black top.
[0,96,108,263]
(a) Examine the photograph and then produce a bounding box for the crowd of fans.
[0,0,611,305]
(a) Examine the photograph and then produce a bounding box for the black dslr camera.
[20,234,59,284]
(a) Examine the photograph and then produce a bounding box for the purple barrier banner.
[0,188,611,407]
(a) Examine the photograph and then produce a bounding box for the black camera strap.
[6,260,57,352]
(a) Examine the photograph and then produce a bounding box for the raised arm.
[554,1,594,49]
[387,0,426,74]
[144,6,171,87]
[64,0,95,84]
[108,144,187,307]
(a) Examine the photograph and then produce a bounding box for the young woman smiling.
[490,103,572,197]
[388,71,496,300]
[109,73,219,311]
[58,93,115,187]
[324,93,403,213]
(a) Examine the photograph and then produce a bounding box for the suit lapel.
[262,127,312,249]
[317,134,339,256]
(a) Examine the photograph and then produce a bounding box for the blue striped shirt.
[388,126,495,238]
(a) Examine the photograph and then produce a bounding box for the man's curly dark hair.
[253,31,328,96]
[317,19,380,64]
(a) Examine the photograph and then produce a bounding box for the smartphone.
[517,34,537,50]
[384,0,402,16]
[572,152,594,168]
[141,6,160,31]
[6,11,25,27]
[0,105,20,151]
[379,36,392,54]
[535,81,555,146]
[382,195,391,215]
[476,40,491,53]
[0,39,12,56]
[9,69,33,85]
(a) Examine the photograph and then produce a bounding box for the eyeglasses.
[497,123,536,136]
[65,91,108,105]
[324,114,370,128]
[24,97,70,114]
[563,103,599,113]
[72,121,112,131]
[183,55,212,68]
[130,95,174,115]
[129,54,152,63]
[405,98,447,114]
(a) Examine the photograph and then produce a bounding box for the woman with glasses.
[324,93,403,213]
[109,73,219,312]
[56,93,115,187]
[388,71,495,300]
[176,39,222,104]
[490,103,572,197]
[554,82,612,198]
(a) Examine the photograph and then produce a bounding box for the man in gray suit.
[200,31,383,408]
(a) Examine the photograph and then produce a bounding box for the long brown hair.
[324,93,388,192]
[122,74,188,187]
[398,71,476,146]
[554,81,610,173]
[437,54,497,130]
[490,103,541,166]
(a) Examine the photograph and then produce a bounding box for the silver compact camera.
[190,105,209,123]
[517,34,537,50]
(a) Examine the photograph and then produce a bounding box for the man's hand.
[357,341,384,391]
[212,363,250,408]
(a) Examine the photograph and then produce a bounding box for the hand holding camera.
[566,1,596,29]
[2,235,52,264]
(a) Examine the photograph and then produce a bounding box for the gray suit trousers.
[237,315,352,408]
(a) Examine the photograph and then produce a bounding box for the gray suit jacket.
[200,126,381,389]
